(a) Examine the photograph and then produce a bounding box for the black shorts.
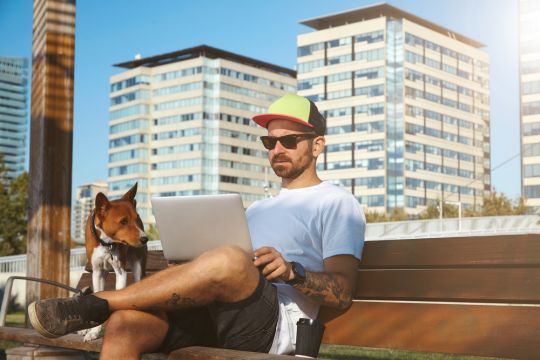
[159,274,278,353]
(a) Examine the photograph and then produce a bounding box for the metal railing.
[1,215,540,273]
[0,240,163,273]
[365,215,540,240]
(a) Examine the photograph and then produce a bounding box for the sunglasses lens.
[280,135,298,149]
[260,137,276,150]
[261,134,316,150]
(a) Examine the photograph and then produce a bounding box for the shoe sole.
[28,301,60,338]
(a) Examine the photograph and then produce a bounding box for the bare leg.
[101,310,168,360]
[97,245,260,312]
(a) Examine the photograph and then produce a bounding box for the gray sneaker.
[28,294,109,338]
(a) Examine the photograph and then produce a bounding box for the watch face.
[290,262,306,285]
[294,262,306,278]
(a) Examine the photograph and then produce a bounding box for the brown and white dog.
[79,183,148,341]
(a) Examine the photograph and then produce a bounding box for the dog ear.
[95,192,111,218]
[122,182,138,202]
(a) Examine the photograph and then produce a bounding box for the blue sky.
[0,0,521,199]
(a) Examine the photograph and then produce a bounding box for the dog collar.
[90,210,114,248]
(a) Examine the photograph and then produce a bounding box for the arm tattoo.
[165,293,197,309]
[294,271,353,309]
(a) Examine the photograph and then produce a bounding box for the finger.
[253,253,277,267]
[254,247,276,257]
[265,266,287,281]
[261,257,288,275]
[261,262,279,276]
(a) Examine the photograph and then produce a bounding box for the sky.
[0,0,521,199]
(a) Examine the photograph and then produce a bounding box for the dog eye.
[120,218,128,225]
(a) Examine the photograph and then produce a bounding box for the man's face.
[266,119,317,180]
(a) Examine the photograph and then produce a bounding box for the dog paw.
[83,325,104,342]
[77,328,90,336]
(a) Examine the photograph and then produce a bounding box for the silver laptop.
[151,194,253,261]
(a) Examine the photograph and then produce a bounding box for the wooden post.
[26,0,76,306]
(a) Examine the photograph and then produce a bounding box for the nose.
[140,236,149,244]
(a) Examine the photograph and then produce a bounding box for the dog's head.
[94,183,148,248]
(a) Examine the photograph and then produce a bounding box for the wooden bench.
[1,233,539,359]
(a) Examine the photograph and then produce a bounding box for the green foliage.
[146,223,160,241]
[470,191,528,217]
[480,191,514,216]
[0,156,28,256]
[416,192,528,221]
[512,196,528,215]
[388,207,409,221]
[366,207,416,223]
[418,202,440,220]
[365,210,388,223]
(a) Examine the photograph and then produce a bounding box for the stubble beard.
[271,155,312,181]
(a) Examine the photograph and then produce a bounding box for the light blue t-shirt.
[246,181,365,354]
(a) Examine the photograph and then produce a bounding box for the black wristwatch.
[286,261,306,286]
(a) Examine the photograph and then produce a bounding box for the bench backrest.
[319,233,540,360]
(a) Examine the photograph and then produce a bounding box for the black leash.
[90,210,113,248]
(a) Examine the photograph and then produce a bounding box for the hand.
[253,247,293,282]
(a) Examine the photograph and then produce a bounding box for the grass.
[0,312,26,360]
[319,344,510,360]
[5,312,24,327]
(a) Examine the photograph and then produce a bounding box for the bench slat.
[319,301,540,360]
[0,326,102,352]
[0,328,290,359]
[360,234,540,268]
[169,346,294,359]
[355,267,540,302]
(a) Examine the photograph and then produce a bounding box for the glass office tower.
[0,57,28,180]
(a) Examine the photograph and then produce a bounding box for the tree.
[418,201,460,219]
[388,207,409,221]
[0,161,29,256]
[146,223,160,241]
[480,191,514,216]
[365,210,388,223]
[418,202,440,220]
[513,196,528,215]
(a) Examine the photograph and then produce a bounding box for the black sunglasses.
[260,134,318,150]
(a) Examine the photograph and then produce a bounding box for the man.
[28,93,365,357]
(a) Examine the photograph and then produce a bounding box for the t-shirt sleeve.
[321,193,365,260]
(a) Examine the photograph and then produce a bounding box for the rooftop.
[114,45,297,78]
[300,3,485,48]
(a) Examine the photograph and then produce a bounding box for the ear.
[312,136,325,157]
[122,182,138,201]
[95,193,111,218]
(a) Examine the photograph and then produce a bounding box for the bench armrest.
[0,276,83,326]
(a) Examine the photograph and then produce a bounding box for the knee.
[198,245,254,283]
[104,310,135,337]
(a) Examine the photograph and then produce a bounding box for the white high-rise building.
[297,3,490,215]
[72,181,108,243]
[519,0,540,211]
[108,45,296,226]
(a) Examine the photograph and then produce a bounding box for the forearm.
[292,271,353,309]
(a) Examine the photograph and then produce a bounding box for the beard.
[270,154,312,180]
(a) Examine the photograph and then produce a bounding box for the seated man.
[28,93,366,357]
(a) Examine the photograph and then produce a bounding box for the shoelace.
[58,296,87,322]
